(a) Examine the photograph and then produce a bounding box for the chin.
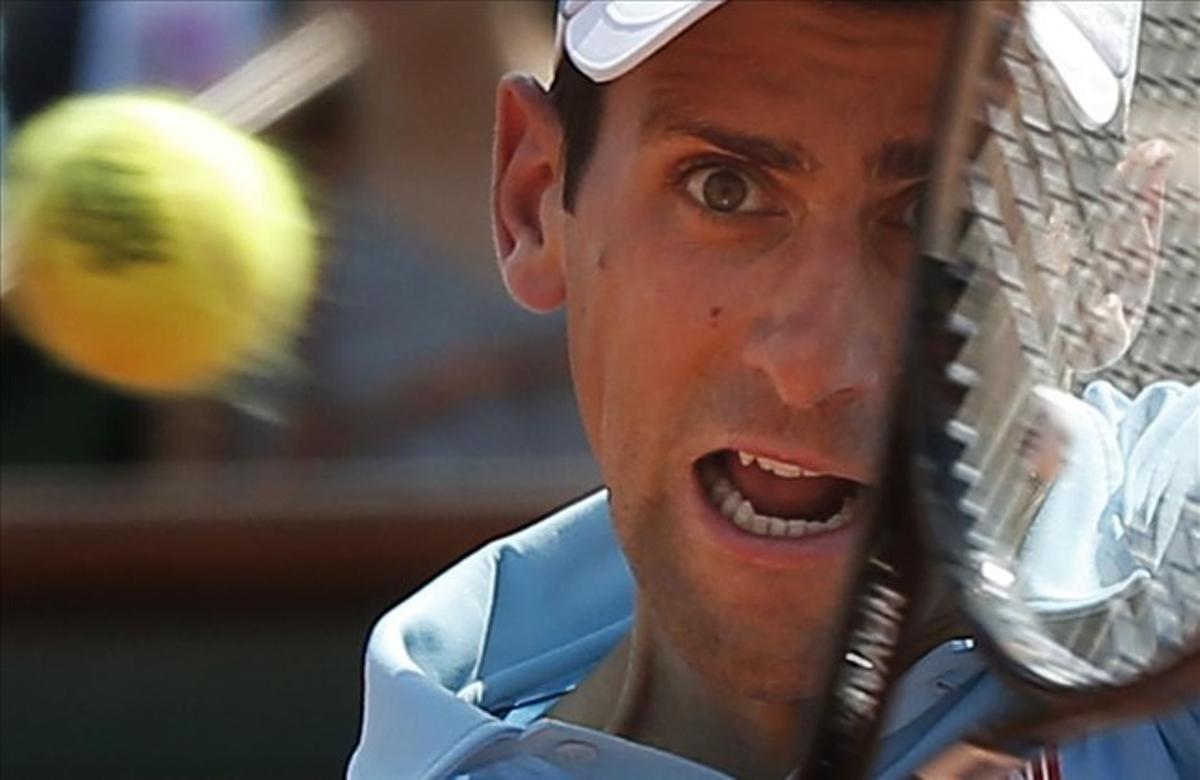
[616,479,852,702]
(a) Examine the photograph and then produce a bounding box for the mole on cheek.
[709,305,723,325]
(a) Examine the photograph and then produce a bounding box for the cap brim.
[562,0,723,83]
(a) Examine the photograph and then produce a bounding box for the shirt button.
[554,739,599,764]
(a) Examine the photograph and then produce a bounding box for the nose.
[741,219,893,410]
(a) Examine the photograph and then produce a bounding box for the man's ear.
[492,73,567,313]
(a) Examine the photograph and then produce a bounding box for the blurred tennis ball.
[0,93,317,395]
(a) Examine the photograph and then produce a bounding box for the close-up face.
[560,0,955,703]
[504,0,956,702]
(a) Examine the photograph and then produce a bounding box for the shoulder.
[349,490,635,778]
[877,654,1200,780]
[1080,379,1198,530]
[362,488,628,691]
[1080,379,1199,441]
[1059,699,1200,779]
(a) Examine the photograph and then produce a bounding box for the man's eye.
[682,166,772,215]
[900,196,923,228]
[880,189,925,231]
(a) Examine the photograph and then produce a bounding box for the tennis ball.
[1,93,317,394]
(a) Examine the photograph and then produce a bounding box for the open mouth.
[696,449,862,539]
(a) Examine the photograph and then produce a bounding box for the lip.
[687,461,867,569]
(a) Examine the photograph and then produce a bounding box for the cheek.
[865,229,918,361]
[873,224,918,275]
[562,215,737,473]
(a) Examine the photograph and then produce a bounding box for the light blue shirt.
[348,382,1199,779]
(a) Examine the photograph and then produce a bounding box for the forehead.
[615,1,954,153]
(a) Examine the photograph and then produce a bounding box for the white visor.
[556,0,722,84]
[555,0,1142,131]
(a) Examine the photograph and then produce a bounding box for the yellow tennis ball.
[1,93,317,394]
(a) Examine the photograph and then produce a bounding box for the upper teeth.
[737,450,823,479]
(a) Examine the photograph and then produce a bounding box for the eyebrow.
[640,99,931,181]
[640,104,819,174]
[865,138,933,182]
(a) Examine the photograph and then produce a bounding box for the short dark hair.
[548,55,606,212]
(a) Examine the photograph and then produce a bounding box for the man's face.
[537,2,951,701]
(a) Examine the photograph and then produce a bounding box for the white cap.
[555,0,1142,130]
[556,0,723,84]
[1026,1,1142,129]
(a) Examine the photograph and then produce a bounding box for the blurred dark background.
[0,1,598,777]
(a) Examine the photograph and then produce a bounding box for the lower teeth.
[705,474,854,538]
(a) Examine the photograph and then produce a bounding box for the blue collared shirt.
[348,382,1199,778]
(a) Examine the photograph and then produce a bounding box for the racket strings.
[1114,3,1200,390]
[928,1,1199,689]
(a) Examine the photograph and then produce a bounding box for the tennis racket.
[798,2,1199,777]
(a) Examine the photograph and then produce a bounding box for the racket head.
[911,0,1199,696]
[798,3,1197,775]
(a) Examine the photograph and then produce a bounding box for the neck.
[548,596,966,779]
[549,611,813,779]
